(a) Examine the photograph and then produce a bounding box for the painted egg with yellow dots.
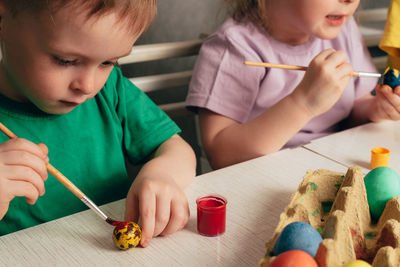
[112,221,142,250]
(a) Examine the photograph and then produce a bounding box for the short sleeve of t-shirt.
[186,21,266,123]
[103,67,181,164]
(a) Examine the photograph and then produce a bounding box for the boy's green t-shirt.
[0,67,180,235]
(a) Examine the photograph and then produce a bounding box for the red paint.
[113,221,128,230]
[196,195,227,236]
[350,228,368,260]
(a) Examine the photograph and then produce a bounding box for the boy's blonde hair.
[3,0,157,36]
[224,0,267,28]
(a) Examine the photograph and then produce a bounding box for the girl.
[186,0,400,169]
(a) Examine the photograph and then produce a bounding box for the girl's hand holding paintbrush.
[0,138,49,219]
[247,48,400,123]
[288,48,353,118]
[246,48,400,124]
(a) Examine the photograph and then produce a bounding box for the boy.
[0,0,196,248]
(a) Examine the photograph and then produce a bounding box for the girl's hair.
[224,0,267,27]
[3,0,157,36]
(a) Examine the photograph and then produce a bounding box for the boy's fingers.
[7,180,40,204]
[0,139,49,164]
[139,190,156,247]
[0,202,10,220]
[125,194,139,223]
[37,143,49,156]
[153,194,171,237]
[7,165,46,195]
[37,143,49,164]
[3,150,49,181]
[1,138,43,155]
[160,199,189,236]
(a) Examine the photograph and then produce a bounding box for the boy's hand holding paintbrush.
[0,138,49,219]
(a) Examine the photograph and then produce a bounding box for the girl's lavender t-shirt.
[186,17,378,148]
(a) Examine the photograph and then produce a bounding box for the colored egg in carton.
[258,166,400,267]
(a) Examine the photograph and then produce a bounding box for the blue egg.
[383,67,400,89]
[273,221,323,257]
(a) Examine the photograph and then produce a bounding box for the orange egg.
[267,250,318,267]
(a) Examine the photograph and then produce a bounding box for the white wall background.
[138,0,225,44]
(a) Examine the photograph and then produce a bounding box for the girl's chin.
[315,29,342,40]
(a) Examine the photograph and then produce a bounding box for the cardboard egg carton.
[258,166,400,267]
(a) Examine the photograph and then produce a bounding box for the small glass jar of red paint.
[196,195,227,236]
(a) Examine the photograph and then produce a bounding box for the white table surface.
[303,121,400,174]
[0,147,347,267]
